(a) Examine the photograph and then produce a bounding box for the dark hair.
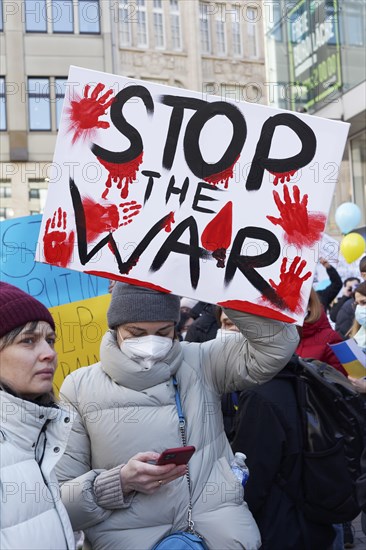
[343,277,360,287]
[354,280,366,298]
[359,255,366,274]
[347,280,366,338]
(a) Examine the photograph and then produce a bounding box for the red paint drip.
[269,169,297,185]
[98,152,143,200]
[218,300,296,324]
[164,212,175,232]
[201,201,232,268]
[201,201,232,251]
[85,272,173,293]
[203,155,240,188]
[82,197,119,242]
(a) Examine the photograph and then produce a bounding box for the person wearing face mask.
[56,282,299,550]
[347,280,366,351]
[346,281,366,394]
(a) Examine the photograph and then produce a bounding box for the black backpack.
[279,356,365,524]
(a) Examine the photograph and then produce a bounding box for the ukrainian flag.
[329,341,366,378]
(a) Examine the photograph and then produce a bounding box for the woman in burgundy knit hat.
[0,282,75,549]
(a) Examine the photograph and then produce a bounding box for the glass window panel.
[153,1,164,50]
[29,188,41,199]
[232,6,242,56]
[0,207,14,219]
[28,78,51,131]
[0,77,6,130]
[170,0,181,50]
[52,0,74,33]
[137,0,147,47]
[216,16,226,56]
[0,0,3,32]
[79,0,100,34]
[200,2,211,54]
[119,3,132,46]
[0,186,11,197]
[55,78,67,129]
[247,8,258,58]
[25,0,47,32]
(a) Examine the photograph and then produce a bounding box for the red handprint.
[267,185,326,247]
[67,83,115,144]
[82,197,120,242]
[43,208,75,268]
[119,200,142,226]
[269,256,312,313]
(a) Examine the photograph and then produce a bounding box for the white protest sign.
[38,66,349,324]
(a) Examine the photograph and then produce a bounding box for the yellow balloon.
[340,233,366,263]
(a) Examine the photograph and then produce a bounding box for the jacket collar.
[100,330,183,390]
[0,391,72,448]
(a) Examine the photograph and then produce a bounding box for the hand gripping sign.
[38,66,349,325]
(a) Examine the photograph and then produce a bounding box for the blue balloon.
[335,202,362,234]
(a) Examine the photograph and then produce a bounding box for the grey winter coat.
[56,309,298,550]
[0,392,75,549]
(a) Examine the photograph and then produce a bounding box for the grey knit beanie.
[107,283,180,328]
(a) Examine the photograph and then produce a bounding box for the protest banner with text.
[39,66,349,324]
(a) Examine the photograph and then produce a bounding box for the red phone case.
[156,445,195,465]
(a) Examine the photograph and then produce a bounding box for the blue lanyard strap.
[173,376,185,425]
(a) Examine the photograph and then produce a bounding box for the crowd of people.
[1,255,365,549]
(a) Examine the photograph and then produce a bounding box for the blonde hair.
[305,288,323,324]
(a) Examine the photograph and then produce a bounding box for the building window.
[28,78,51,131]
[246,7,258,58]
[136,0,148,47]
[25,0,47,32]
[55,78,67,129]
[0,207,14,220]
[342,4,364,46]
[79,0,100,34]
[52,0,74,33]
[153,0,165,49]
[0,77,6,130]
[0,0,3,32]
[216,8,226,56]
[25,0,100,34]
[29,188,41,199]
[170,0,181,51]
[200,2,211,54]
[0,183,11,198]
[119,2,132,46]
[231,5,242,56]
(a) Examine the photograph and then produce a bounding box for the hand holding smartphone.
[155,445,195,466]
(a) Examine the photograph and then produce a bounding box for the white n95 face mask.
[120,334,173,368]
[355,305,366,327]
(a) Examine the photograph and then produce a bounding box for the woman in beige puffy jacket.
[56,282,299,550]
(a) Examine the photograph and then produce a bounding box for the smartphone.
[155,446,195,466]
